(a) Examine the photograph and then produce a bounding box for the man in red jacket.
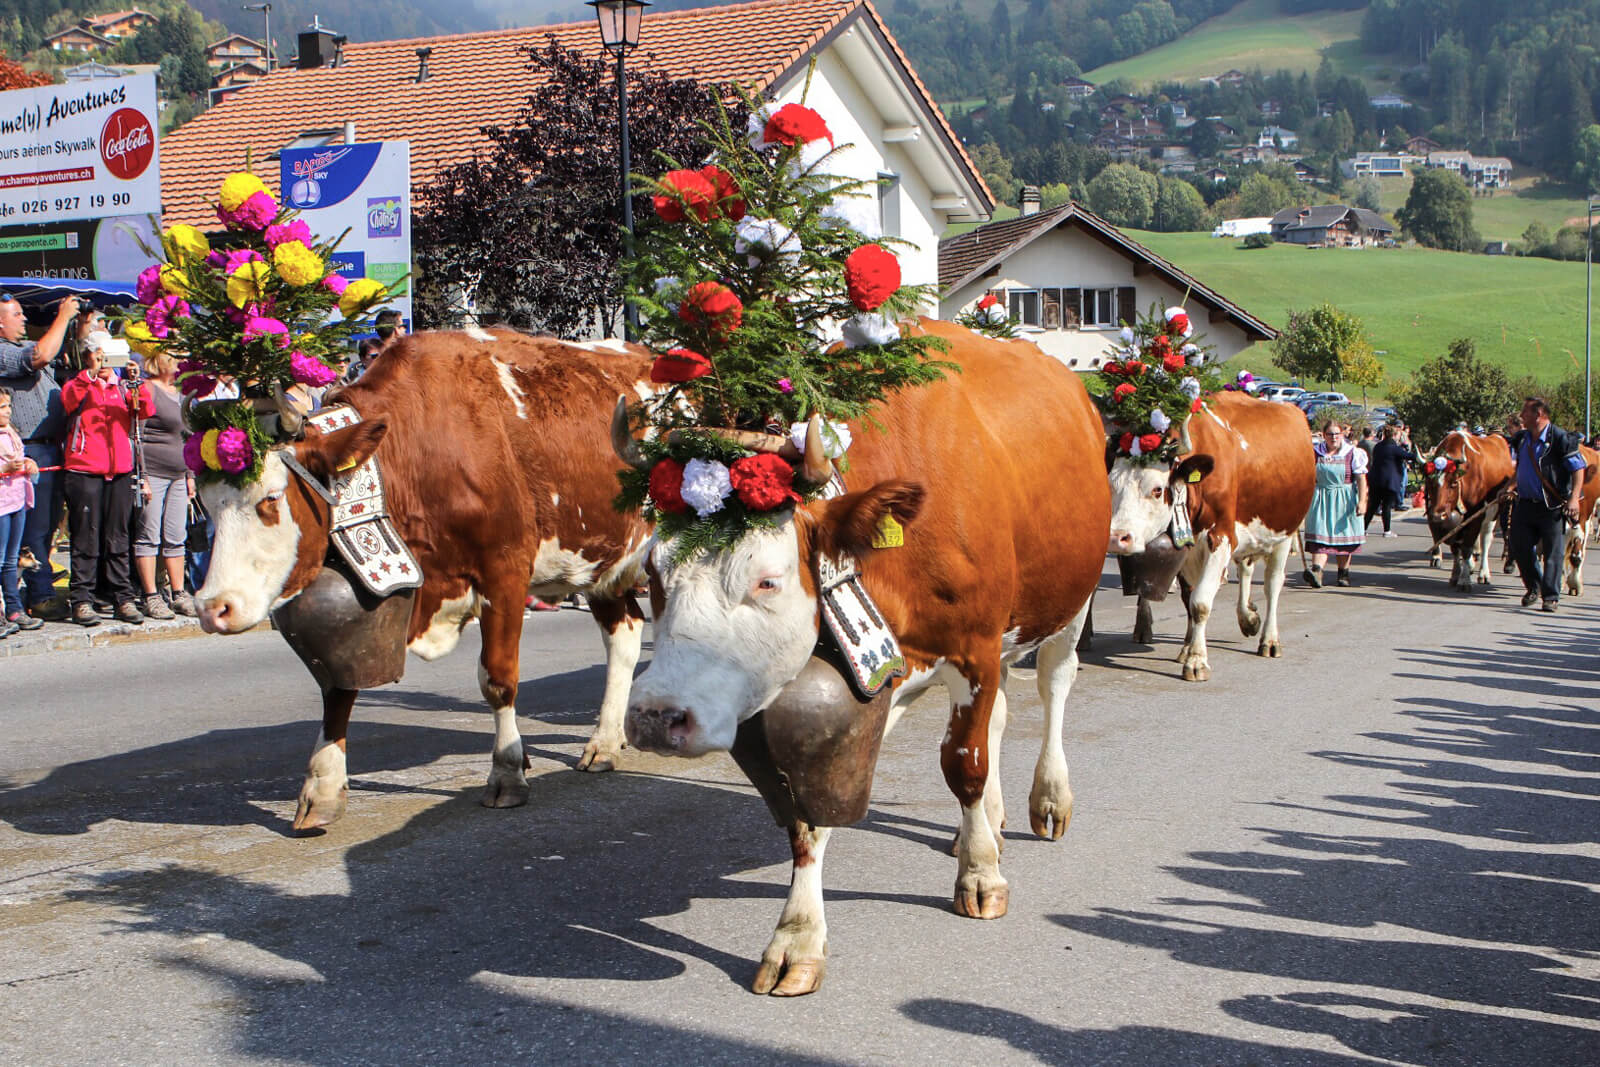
[60,331,153,626]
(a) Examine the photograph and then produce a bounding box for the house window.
[1008,289,1040,327]
[877,172,901,239]
[1078,286,1138,327]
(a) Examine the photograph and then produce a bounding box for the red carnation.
[1139,433,1163,454]
[650,347,713,383]
[1123,359,1147,376]
[977,293,1000,310]
[763,103,833,147]
[1119,432,1134,453]
[1167,311,1191,336]
[1162,351,1185,373]
[844,244,901,311]
[729,452,802,511]
[678,281,744,337]
[653,168,717,223]
[1150,334,1172,356]
[648,459,690,514]
[699,165,745,221]
[1191,397,1203,413]
[1113,383,1136,401]
[1103,360,1123,376]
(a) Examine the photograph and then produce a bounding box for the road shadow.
[1050,642,1600,1064]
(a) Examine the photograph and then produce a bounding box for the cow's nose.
[198,596,233,634]
[1108,530,1137,555]
[625,704,694,753]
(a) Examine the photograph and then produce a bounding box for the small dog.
[17,547,40,573]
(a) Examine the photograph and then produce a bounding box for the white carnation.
[785,137,835,184]
[1179,376,1201,399]
[789,418,853,459]
[820,193,881,239]
[734,217,801,267]
[653,275,680,313]
[747,107,773,148]
[984,304,1009,325]
[1148,407,1171,432]
[840,312,901,349]
[680,458,732,517]
[1119,325,1135,344]
[1129,435,1144,457]
[1186,345,1206,366]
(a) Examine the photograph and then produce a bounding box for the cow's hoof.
[1181,660,1211,682]
[480,771,530,809]
[1029,770,1073,840]
[954,878,1009,920]
[292,780,347,833]
[752,929,827,996]
[576,738,622,772]
[1174,643,1192,664]
[1131,621,1153,645]
[1239,608,1262,637]
[1258,638,1282,658]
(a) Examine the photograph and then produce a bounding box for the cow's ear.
[814,480,925,558]
[301,418,388,482]
[1171,454,1215,484]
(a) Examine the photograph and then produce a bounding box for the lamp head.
[587,0,649,55]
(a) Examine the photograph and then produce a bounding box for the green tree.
[1396,168,1480,251]
[1521,220,1552,256]
[1341,341,1386,408]
[1271,303,1370,386]
[1353,175,1382,213]
[1326,109,1355,156]
[1038,182,1072,211]
[973,142,1021,206]
[1154,176,1207,232]
[1237,173,1297,217]
[1189,116,1220,159]
[1085,163,1157,228]
[1391,338,1518,447]
[1574,124,1600,195]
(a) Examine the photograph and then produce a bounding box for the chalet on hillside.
[44,24,114,52]
[1405,134,1442,155]
[207,34,273,70]
[1270,205,1393,247]
[1061,76,1095,100]
[1426,150,1512,190]
[46,8,156,52]
[1258,125,1297,149]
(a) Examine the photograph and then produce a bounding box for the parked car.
[1296,391,1348,412]
[1259,385,1305,403]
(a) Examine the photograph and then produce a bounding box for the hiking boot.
[28,595,69,622]
[114,601,145,625]
[1541,599,1558,613]
[168,590,198,617]
[0,618,18,639]
[1336,569,1352,587]
[142,594,175,620]
[7,611,43,632]
[1305,565,1324,588]
[1521,590,1540,607]
[72,602,101,627]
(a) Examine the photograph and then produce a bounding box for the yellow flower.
[218,172,269,212]
[124,321,161,357]
[159,263,190,297]
[226,260,271,308]
[163,224,209,264]
[199,429,222,471]
[338,278,387,319]
[272,241,324,287]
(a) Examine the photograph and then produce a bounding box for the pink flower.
[322,273,349,296]
[264,219,312,250]
[177,359,216,398]
[215,427,253,474]
[144,294,191,338]
[777,377,794,394]
[242,315,290,347]
[136,264,162,305]
[290,350,338,387]
[220,248,264,276]
[217,191,277,231]
[182,432,206,473]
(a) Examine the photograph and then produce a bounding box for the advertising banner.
[280,141,411,329]
[0,75,161,227]
[0,213,159,284]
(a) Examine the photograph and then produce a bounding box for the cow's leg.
[577,594,644,772]
[943,656,1008,919]
[1235,556,1262,637]
[1474,504,1498,585]
[478,593,531,809]
[292,687,356,832]
[1566,520,1588,596]
[1131,595,1154,645]
[1029,602,1089,841]
[752,823,830,997]
[948,678,1007,858]
[1257,536,1291,658]
[1177,544,1228,682]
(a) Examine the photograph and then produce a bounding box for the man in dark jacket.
[1365,424,1416,536]
[1508,397,1588,611]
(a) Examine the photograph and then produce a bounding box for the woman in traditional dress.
[1304,420,1368,587]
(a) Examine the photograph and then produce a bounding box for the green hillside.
[1130,231,1595,389]
[1084,0,1364,87]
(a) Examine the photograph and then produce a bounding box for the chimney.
[342,121,355,144]
[415,46,432,83]
[295,17,341,70]
[1019,185,1041,217]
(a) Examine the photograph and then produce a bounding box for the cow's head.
[1107,453,1213,555]
[1422,436,1468,522]
[196,419,388,634]
[626,481,924,756]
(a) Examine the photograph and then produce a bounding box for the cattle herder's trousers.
[1510,497,1565,604]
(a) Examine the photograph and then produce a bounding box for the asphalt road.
[2,514,1597,1066]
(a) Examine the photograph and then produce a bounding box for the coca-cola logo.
[100,108,154,180]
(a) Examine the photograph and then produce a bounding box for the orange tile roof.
[159,0,985,227]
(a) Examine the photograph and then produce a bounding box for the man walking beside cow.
[1507,396,1593,611]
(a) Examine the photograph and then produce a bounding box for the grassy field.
[1128,231,1595,391]
[1372,174,1591,245]
[1084,0,1364,87]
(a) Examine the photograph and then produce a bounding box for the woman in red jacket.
[60,331,153,627]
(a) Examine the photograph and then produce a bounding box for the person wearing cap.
[60,329,153,627]
[0,293,80,618]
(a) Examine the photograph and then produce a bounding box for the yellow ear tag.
[872,513,905,549]
[337,458,360,472]
[1187,469,1202,483]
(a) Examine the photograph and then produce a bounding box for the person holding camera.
[0,293,79,619]
[59,329,152,627]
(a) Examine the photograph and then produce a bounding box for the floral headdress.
[1088,304,1225,465]
[613,89,950,558]
[121,171,397,487]
[954,292,1017,339]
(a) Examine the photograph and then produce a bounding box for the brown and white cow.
[195,329,655,830]
[1423,431,1515,592]
[1553,444,1600,595]
[619,319,1110,996]
[1105,391,1314,681]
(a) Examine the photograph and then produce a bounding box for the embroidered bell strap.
[1169,480,1196,548]
[816,551,906,699]
[303,405,423,596]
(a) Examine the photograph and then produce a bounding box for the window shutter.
[1061,288,1081,328]
[1117,286,1137,326]
[1042,288,1061,329]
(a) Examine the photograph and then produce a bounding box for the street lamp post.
[588,0,650,341]
[1587,198,1597,439]
[242,3,272,73]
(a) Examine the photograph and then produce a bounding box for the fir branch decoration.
[1086,304,1228,465]
[953,292,1018,339]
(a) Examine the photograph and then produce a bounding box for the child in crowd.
[0,387,43,637]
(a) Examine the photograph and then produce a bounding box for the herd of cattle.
[186,322,1598,996]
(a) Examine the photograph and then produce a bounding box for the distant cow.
[1105,391,1314,681]
[195,330,655,830]
[1423,432,1514,592]
[619,320,1111,996]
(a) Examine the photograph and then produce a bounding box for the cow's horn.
[273,382,306,438]
[803,414,835,484]
[1177,415,1194,455]
[611,396,651,471]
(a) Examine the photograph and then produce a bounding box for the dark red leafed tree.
[0,55,50,91]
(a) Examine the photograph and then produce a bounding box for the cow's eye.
[752,576,782,596]
[1151,486,1165,500]
[262,492,283,504]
